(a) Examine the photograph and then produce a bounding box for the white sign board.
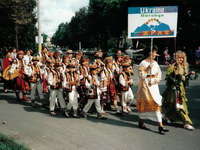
[128,6,178,39]
[35,36,43,44]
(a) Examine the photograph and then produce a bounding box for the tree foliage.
[52,0,200,59]
[52,0,128,50]
[0,0,37,50]
[42,33,48,44]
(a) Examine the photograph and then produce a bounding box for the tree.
[52,23,66,48]
[42,33,48,44]
[0,0,37,50]
[51,0,200,63]
[68,7,92,49]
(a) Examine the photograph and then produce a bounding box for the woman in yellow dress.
[137,46,169,134]
[162,51,195,130]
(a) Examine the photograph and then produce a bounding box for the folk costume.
[162,51,195,130]
[82,64,107,119]
[136,45,169,134]
[93,52,105,70]
[137,60,162,122]
[63,62,80,118]
[78,57,90,110]
[38,49,49,93]
[9,51,30,101]
[11,51,17,59]
[25,57,44,107]
[103,56,119,112]
[23,51,32,66]
[119,62,134,113]
[2,54,14,92]
[48,62,67,116]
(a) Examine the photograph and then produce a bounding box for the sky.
[40,0,89,37]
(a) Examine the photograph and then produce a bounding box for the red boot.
[16,92,21,101]
[23,94,29,101]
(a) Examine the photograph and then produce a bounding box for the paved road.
[0,65,200,150]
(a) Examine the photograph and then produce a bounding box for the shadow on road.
[87,115,138,128]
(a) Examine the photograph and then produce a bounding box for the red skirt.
[14,70,30,92]
[107,80,117,101]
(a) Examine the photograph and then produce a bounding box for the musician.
[66,50,73,60]
[9,50,30,101]
[93,52,105,70]
[78,56,90,111]
[113,53,124,110]
[53,50,62,63]
[119,61,134,113]
[38,47,49,65]
[48,52,55,63]
[102,56,120,113]
[162,50,196,130]
[75,51,83,65]
[115,53,123,70]
[25,57,44,107]
[48,62,68,116]
[63,62,80,118]
[44,61,54,82]
[81,64,107,119]
[61,55,69,73]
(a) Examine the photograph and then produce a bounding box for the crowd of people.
[1,46,197,134]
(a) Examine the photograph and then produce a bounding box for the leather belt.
[146,75,156,78]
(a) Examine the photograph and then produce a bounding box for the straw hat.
[80,56,89,64]
[105,56,113,64]
[122,62,131,68]
[17,50,24,55]
[32,56,40,61]
[94,52,103,58]
[90,64,98,70]
[66,50,73,54]
[67,62,76,68]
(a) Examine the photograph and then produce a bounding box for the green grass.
[0,133,30,150]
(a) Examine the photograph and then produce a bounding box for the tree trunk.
[98,34,101,49]
[116,36,120,49]
[15,26,19,50]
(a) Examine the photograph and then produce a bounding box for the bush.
[0,133,29,150]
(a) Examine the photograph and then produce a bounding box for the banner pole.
[150,38,153,82]
[174,37,177,61]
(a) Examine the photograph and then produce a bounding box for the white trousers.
[30,82,44,100]
[121,87,134,107]
[139,111,163,123]
[49,89,66,111]
[66,89,78,111]
[83,97,101,114]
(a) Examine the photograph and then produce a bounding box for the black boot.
[158,126,169,134]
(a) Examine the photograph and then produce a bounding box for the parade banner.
[128,6,178,39]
